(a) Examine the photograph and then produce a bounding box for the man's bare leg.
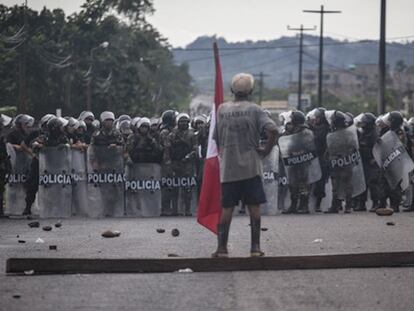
[248,204,265,257]
[212,207,234,257]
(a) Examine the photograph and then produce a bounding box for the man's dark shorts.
[221,175,267,208]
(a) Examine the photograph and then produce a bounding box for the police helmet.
[332,111,347,129]
[137,117,151,128]
[161,110,176,127]
[47,116,67,131]
[1,114,12,127]
[100,111,115,122]
[14,114,35,128]
[40,114,55,128]
[360,113,376,129]
[290,111,306,126]
[387,111,404,130]
[79,111,95,121]
[176,113,190,123]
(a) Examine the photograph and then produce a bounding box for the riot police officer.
[307,108,330,212]
[126,117,162,164]
[0,115,12,217]
[79,111,96,144]
[164,113,198,216]
[91,111,123,147]
[355,113,381,212]
[281,111,316,214]
[325,111,355,213]
[160,110,178,216]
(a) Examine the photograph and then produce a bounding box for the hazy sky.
[3,0,414,47]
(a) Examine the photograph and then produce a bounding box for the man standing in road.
[213,73,278,258]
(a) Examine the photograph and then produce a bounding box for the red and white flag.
[197,42,224,234]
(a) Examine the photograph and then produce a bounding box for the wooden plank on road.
[6,251,414,274]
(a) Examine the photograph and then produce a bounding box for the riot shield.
[125,163,162,217]
[162,162,197,216]
[261,145,279,215]
[5,144,31,215]
[326,125,366,198]
[373,130,414,191]
[278,128,322,186]
[87,146,125,218]
[71,149,88,216]
[38,146,72,218]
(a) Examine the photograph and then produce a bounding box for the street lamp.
[85,41,109,110]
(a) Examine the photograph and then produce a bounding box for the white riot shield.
[278,129,322,186]
[125,163,162,217]
[71,149,88,216]
[277,154,290,212]
[38,146,72,218]
[261,145,279,215]
[373,130,414,191]
[162,166,197,216]
[326,125,366,198]
[5,144,31,215]
[87,146,125,217]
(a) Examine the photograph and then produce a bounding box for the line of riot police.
[277,109,414,214]
[0,110,209,218]
[0,107,413,218]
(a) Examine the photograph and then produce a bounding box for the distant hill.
[173,35,414,93]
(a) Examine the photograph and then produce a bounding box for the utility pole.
[378,0,386,115]
[304,5,341,107]
[253,72,269,105]
[288,25,316,111]
[18,0,28,113]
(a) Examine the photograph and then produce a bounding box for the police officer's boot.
[211,224,230,258]
[369,200,380,212]
[22,203,32,216]
[297,195,310,214]
[282,196,298,214]
[315,197,323,213]
[325,197,340,213]
[344,198,352,214]
[250,216,264,257]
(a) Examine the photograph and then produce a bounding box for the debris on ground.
[49,245,57,250]
[35,238,45,244]
[101,230,121,238]
[171,228,180,237]
[156,228,166,233]
[375,208,394,216]
[42,226,52,231]
[386,222,395,226]
[312,238,323,243]
[28,221,40,228]
[18,240,26,244]
[168,253,180,257]
[177,268,193,273]
[55,222,62,228]
[12,295,21,299]
[261,227,268,231]
[24,270,34,275]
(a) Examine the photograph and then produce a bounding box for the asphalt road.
[1,213,414,311]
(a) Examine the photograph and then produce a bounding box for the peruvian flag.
[197,42,224,234]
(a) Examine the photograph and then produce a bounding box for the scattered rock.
[16,235,19,238]
[171,228,180,237]
[49,245,57,250]
[261,227,268,231]
[28,221,40,228]
[55,222,62,228]
[376,208,394,216]
[386,222,395,226]
[35,238,45,244]
[177,268,193,273]
[168,253,180,257]
[24,270,34,275]
[12,294,21,299]
[18,240,26,244]
[312,238,323,243]
[156,228,166,233]
[101,230,121,238]
[42,226,52,231]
